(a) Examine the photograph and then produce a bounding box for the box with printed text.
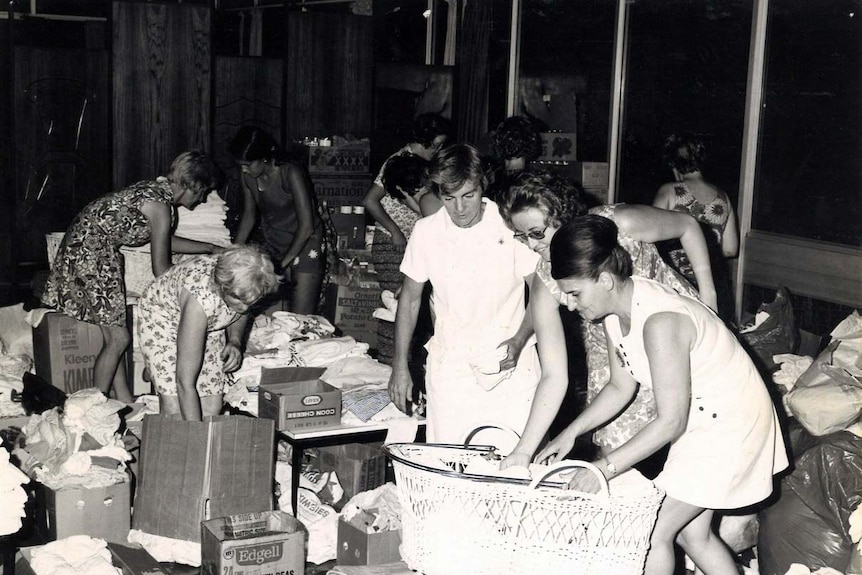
[258,367,342,432]
[201,511,306,575]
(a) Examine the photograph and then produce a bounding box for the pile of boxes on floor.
[303,136,383,350]
[4,328,403,574]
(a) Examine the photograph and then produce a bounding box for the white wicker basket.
[383,443,664,575]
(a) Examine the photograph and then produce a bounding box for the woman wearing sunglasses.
[497,171,717,470]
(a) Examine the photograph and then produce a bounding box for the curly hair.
[168,151,224,195]
[497,170,588,229]
[662,132,707,175]
[214,244,280,306]
[381,154,430,201]
[490,115,543,162]
[426,144,487,196]
[406,113,453,148]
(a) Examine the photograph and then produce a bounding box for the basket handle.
[527,460,610,498]
[460,421,522,447]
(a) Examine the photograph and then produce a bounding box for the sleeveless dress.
[536,204,698,450]
[250,164,325,274]
[663,181,734,321]
[137,255,240,397]
[604,277,788,508]
[42,178,176,327]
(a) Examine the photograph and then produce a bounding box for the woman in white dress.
[536,215,788,575]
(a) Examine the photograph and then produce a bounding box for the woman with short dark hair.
[538,215,787,575]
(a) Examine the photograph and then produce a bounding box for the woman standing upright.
[229,127,326,315]
[43,151,224,402]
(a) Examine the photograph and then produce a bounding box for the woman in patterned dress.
[496,171,717,470]
[229,127,328,315]
[654,133,739,322]
[138,244,279,420]
[42,151,224,402]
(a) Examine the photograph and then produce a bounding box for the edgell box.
[258,367,342,432]
[33,311,104,393]
[201,511,306,575]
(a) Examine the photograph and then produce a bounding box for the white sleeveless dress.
[604,277,788,509]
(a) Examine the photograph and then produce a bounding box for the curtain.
[455,0,492,145]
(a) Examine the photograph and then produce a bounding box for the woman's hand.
[390,228,408,247]
[562,466,604,494]
[388,365,414,414]
[221,341,243,373]
[535,428,578,465]
[497,334,526,372]
[500,450,532,471]
[208,243,226,255]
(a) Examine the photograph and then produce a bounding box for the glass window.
[753,0,860,246]
[516,0,616,161]
[618,0,754,206]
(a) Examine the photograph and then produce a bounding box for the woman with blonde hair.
[138,244,279,420]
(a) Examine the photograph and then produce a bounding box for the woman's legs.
[96,324,132,402]
[157,394,223,419]
[644,496,705,575]
[676,507,738,575]
[290,271,324,315]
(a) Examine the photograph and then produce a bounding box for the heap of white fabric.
[29,535,121,575]
[174,191,232,246]
[0,447,30,536]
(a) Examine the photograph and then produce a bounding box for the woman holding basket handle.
[535,216,787,575]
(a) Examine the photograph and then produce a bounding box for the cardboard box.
[32,312,104,393]
[538,132,577,162]
[36,479,131,543]
[132,415,275,543]
[258,367,342,432]
[572,161,609,189]
[330,211,369,250]
[334,281,382,349]
[318,443,387,503]
[312,175,374,207]
[336,510,402,566]
[308,141,371,175]
[201,511,306,575]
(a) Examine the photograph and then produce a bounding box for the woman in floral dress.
[654,133,739,322]
[497,171,717,470]
[138,244,279,420]
[42,151,224,402]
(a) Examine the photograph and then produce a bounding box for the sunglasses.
[514,225,549,242]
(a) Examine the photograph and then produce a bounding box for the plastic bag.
[740,288,799,372]
[786,311,862,436]
[758,432,862,575]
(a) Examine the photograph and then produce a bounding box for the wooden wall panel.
[12,47,110,262]
[743,231,862,308]
[113,2,211,187]
[284,12,372,141]
[213,56,283,172]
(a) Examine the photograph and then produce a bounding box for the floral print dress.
[536,204,699,451]
[664,181,730,283]
[42,178,175,327]
[137,255,239,397]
